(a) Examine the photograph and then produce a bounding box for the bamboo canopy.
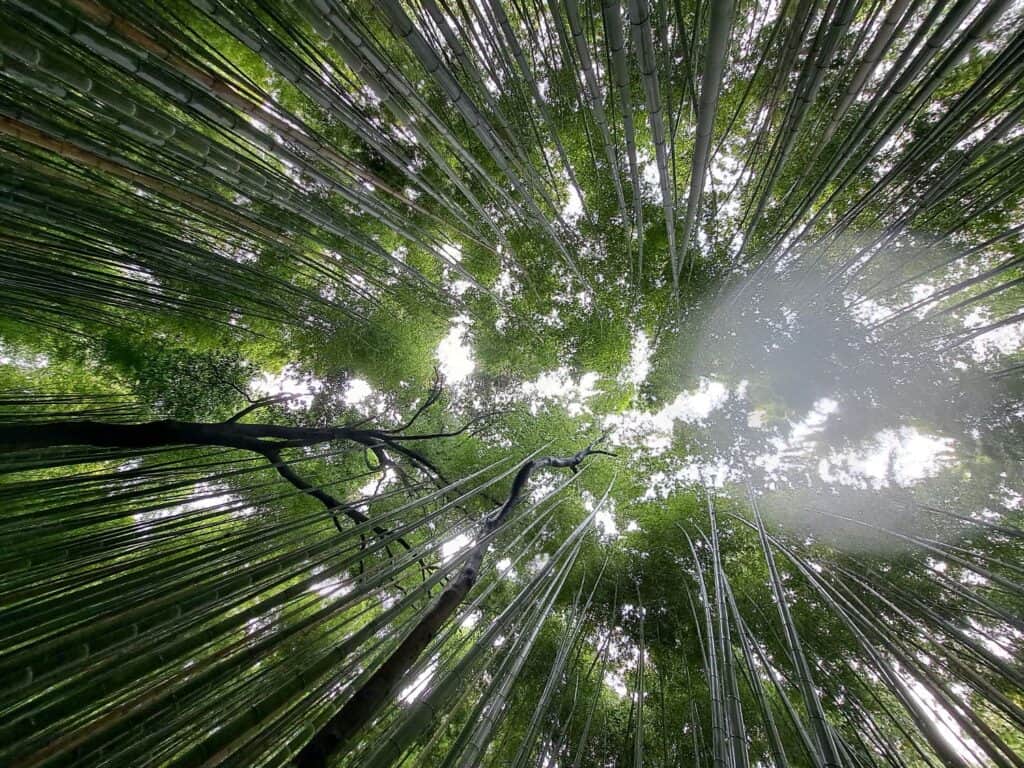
[1,0,1023,767]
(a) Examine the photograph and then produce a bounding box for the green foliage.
[96,332,256,420]
[1,1,1023,767]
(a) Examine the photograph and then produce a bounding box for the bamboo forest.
[2,0,1024,766]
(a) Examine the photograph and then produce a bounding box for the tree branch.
[226,393,298,423]
[261,448,421,564]
[384,367,444,434]
[261,447,367,530]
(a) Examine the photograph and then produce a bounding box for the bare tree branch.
[226,393,299,423]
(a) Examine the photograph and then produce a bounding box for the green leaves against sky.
[1,1,1023,767]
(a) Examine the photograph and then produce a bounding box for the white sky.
[440,532,474,562]
[252,364,320,409]
[620,330,652,387]
[561,179,584,224]
[604,377,731,453]
[521,368,600,416]
[584,490,619,540]
[436,315,475,384]
[310,573,353,599]
[134,481,238,523]
[608,376,961,498]
[818,427,955,489]
[495,557,517,581]
[846,286,1024,363]
[964,307,1024,361]
[344,377,373,405]
[638,148,660,202]
[0,340,49,369]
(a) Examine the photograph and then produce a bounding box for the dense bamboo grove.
[1,0,1022,767]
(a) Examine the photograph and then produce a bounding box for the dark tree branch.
[211,369,256,405]
[385,367,444,434]
[259,447,419,562]
[380,409,512,441]
[226,393,298,423]
[261,447,366,531]
[0,418,429,564]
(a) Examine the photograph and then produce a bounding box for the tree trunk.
[294,445,608,767]
[293,561,478,767]
[0,419,331,453]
